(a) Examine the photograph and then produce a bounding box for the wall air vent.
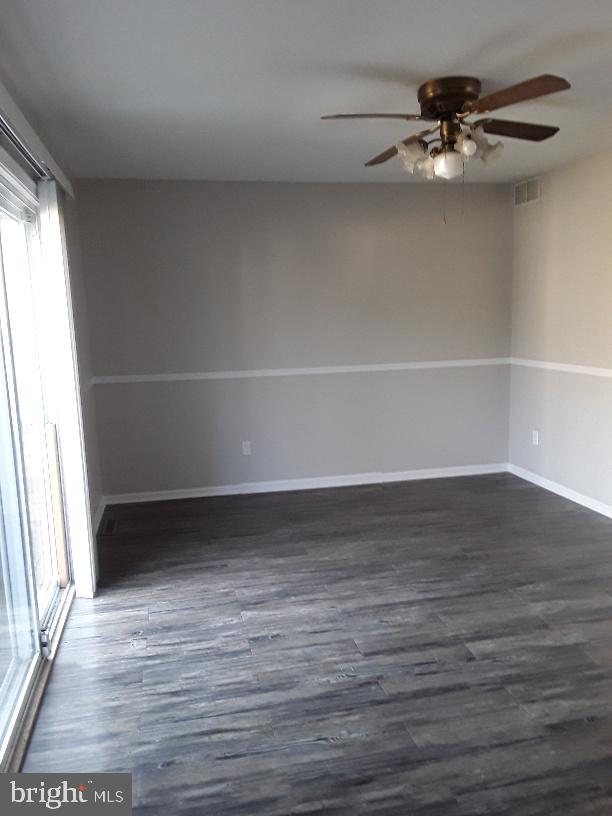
[514,177,540,207]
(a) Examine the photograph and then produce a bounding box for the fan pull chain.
[443,178,447,225]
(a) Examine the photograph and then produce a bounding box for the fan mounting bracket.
[418,76,481,120]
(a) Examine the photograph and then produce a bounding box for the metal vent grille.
[514,177,540,207]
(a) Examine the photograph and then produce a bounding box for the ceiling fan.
[322,74,570,179]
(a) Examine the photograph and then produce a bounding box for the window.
[0,155,92,767]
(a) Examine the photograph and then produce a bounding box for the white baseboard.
[101,463,612,522]
[104,463,509,506]
[508,464,612,520]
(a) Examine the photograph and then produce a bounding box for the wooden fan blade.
[321,113,424,121]
[365,144,402,166]
[476,118,559,141]
[467,74,570,114]
[365,125,438,166]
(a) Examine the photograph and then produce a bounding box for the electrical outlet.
[532,430,540,446]
[242,440,252,456]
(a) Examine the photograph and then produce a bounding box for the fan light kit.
[322,74,570,180]
[398,124,503,180]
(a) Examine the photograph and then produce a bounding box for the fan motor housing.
[418,76,481,119]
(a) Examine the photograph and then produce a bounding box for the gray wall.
[76,180,513,497]
[509,153,612,507]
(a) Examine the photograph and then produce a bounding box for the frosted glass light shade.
[397,141,425,173]
[416,154,435,179]
[457,130,478,157]
[471,126,486,146]
[482,140,504,164]
[433,148,463,180]
[470,125,487,158]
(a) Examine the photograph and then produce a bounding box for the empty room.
[0,1,610,813]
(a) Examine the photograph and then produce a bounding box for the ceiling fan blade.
[365,125,438,166]
[365,144,402,166]
[467,74,570,114]
[476,118,559,141]
[321,113,424,121]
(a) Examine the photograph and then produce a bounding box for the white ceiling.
[0,0,611,182]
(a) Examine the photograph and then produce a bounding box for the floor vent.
[514,177,540,207]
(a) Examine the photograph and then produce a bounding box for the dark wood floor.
[23,474,612,814]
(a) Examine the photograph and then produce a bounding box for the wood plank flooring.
[23,474,612,814]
